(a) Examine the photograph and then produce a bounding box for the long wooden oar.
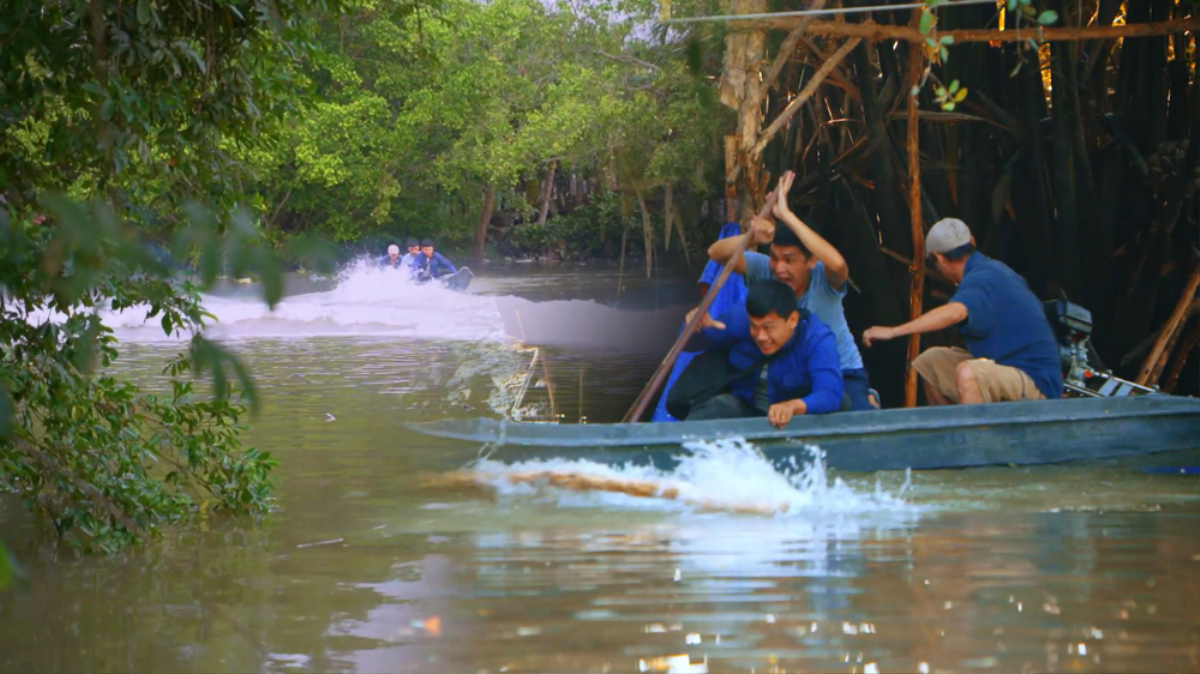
[621,191,779,423]
[422,469,789,515]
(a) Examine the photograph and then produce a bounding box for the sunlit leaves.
[933,79,968,111]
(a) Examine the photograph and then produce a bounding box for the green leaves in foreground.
[0,196,330,552]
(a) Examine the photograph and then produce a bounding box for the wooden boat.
[406,395,1200,472]
[438,267,473,292]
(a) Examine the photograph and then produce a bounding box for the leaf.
[918,9,933,35]
[939,35,955,45]
[949,79,960,93]
[137,0,151,25]
[255,248,283,310]
[1037,9,1058,24]
[942,102,956,111]
[0,542,24,591]
[1007,0,1018,10]
[954,87,968,102]
[0,383,12,440]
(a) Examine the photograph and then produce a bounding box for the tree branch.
[751,37,862,158]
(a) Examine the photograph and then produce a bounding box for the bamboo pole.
[621,192,778,423]
[730,16,1200,43]
[904,9,925,409]
[1137,264,1200,386]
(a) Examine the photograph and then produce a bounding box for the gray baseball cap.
[925,218,972,255]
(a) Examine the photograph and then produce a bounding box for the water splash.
[24,258,507,343]
[470,436,921,518]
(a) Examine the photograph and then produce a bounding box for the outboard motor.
[1043,298,1159,398]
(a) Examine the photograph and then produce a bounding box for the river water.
[1,263,1198,673]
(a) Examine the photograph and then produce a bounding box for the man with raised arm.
[861,218,1062,405]
[707,171,877,410]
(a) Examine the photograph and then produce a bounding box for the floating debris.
[325,413,336,422]
[296,538,343,548]
[685,634,701,645]
[864,663,880,674]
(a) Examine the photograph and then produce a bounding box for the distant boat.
[437,267,473,292]
[406,395,1200,472]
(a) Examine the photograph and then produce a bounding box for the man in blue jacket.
[681,279,844,428]
[411,239,457,281]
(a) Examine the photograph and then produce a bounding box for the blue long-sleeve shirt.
[684,307,844,415]
[410,251,456,278]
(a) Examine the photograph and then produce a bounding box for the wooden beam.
[730,16,1200,44]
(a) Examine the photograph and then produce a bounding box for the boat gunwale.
[405,396,1200,448]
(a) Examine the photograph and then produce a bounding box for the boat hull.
[406,395,1200,471]
[439,267,472,292]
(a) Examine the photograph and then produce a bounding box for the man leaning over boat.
[707,171,879,411]
[862,218,1063,404]
[672,279,843,429]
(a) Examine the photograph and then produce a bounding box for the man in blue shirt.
[680,279,844,428]
[398,239,421,274]
[411,239,457,281]
[862,218,1063,404]
[708,171,877,410]
[378,244,402,269]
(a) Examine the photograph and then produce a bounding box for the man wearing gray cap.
[862,218,1062,405]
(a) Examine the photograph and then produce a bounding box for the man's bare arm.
[862,302,968,347]
[773,171,849,289]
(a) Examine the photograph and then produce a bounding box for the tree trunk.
[1049,38,1080,299]
[635,187,654,279]
[537,162,556,226]
[473,185,496,263]
[852,38,909,257]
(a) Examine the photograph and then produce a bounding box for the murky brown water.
[2,266,1199,673]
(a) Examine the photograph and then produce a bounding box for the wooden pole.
[1139,264,1200,386]
[730,16,1200,43]
[724,135,739,222]
[1162,323,1200,394]
[904,9,925,409]
[621,193,778,423]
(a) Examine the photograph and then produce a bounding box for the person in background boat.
[707,171,878,411]
[399,239,421,275]
[681,279,843,428]
[412,239,457,282]
[861,218,1063,404]
[378,244,402,269]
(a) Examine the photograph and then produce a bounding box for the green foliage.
[0,200,309,552]
[1,0,339,553]
[502,192,652,260]
[246,0,727,246]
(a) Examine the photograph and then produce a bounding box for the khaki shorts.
[911,346,1045,404]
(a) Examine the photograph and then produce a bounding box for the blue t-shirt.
[950,253,1063,399]
[743,252,864,371]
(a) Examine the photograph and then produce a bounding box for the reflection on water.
[1,267,1198,674]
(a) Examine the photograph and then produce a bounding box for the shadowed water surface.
[1,265,1198,673]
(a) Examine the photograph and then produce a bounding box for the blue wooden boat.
[406,395,1200,472]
